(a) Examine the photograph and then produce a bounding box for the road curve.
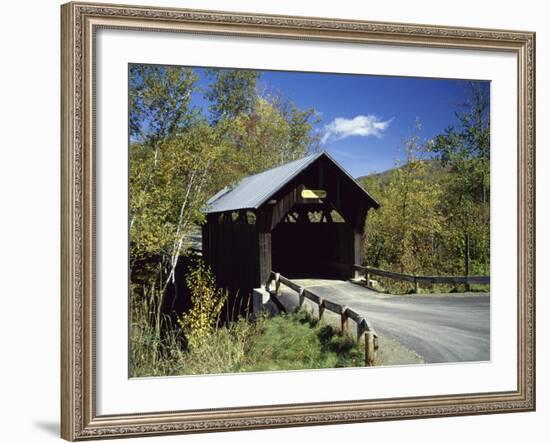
[277,279,490,364]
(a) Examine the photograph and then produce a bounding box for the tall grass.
[240,309,363,372]
[130,257,365,377]
[130,308,364,377]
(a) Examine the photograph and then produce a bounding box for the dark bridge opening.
[271,204,353,279]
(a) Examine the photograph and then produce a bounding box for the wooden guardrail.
[265,271,378,366]
[353,264,490,292]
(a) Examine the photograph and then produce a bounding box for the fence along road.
[273,278,490,364]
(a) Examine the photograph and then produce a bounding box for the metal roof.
[204,151,378,214]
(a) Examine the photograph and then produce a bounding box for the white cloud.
[321,115,393,144]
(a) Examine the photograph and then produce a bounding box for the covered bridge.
[202,151,379,290]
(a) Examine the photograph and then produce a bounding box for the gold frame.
[61,2,536,440]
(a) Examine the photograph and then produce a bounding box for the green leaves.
[364,158,444,274]
[205,69,259,123]
[129,65,199,146]
[363,89,490,282]
[428,82,490,207]
[128,65,320,315]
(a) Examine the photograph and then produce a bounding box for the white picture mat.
[95,28,517,416]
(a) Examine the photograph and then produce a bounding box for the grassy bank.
[130,308,364,377]
[367,277,490,295]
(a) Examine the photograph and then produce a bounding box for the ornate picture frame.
[61,1,535,440]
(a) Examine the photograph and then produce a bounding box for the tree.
[129,65,199,146]
[130,122,232,332]
[278,97,321,162]
[428,82,490,276]
[363,86,491,284]
[364,120,444,275]
[129,65,200,231]
[430,82,490,203]
[204,70,318,178]
[205,69,259,123]
[128,65,322,348]
[216,96,319,178]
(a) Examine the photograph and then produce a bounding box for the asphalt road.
[277,279,490,364]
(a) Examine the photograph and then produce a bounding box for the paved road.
[276,279,490,364]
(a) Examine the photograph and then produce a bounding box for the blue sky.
[189,68,489,177]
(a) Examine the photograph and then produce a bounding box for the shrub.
[177,258,226,350]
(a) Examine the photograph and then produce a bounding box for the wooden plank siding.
[202,213,261,289]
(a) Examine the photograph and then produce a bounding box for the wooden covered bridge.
[201,151,379,290]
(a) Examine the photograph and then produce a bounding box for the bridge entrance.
[271,204,354,279]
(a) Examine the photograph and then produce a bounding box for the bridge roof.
[204,151,379,214]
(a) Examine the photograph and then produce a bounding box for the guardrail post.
[365,332,375,366]
[357,319,366,345]
[298,288,305,307]
[318,299,325,321]
[340,307,349,333]
[414,275,419,293]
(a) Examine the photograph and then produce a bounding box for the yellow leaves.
[364,159,449,274]
[130,123,225,258]
[178,259,227,350]
[364,153,490,277]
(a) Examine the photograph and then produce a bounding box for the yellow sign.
[301,189,327,199]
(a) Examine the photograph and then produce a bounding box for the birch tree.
[129,65,199,230]
[130,123,228,330]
